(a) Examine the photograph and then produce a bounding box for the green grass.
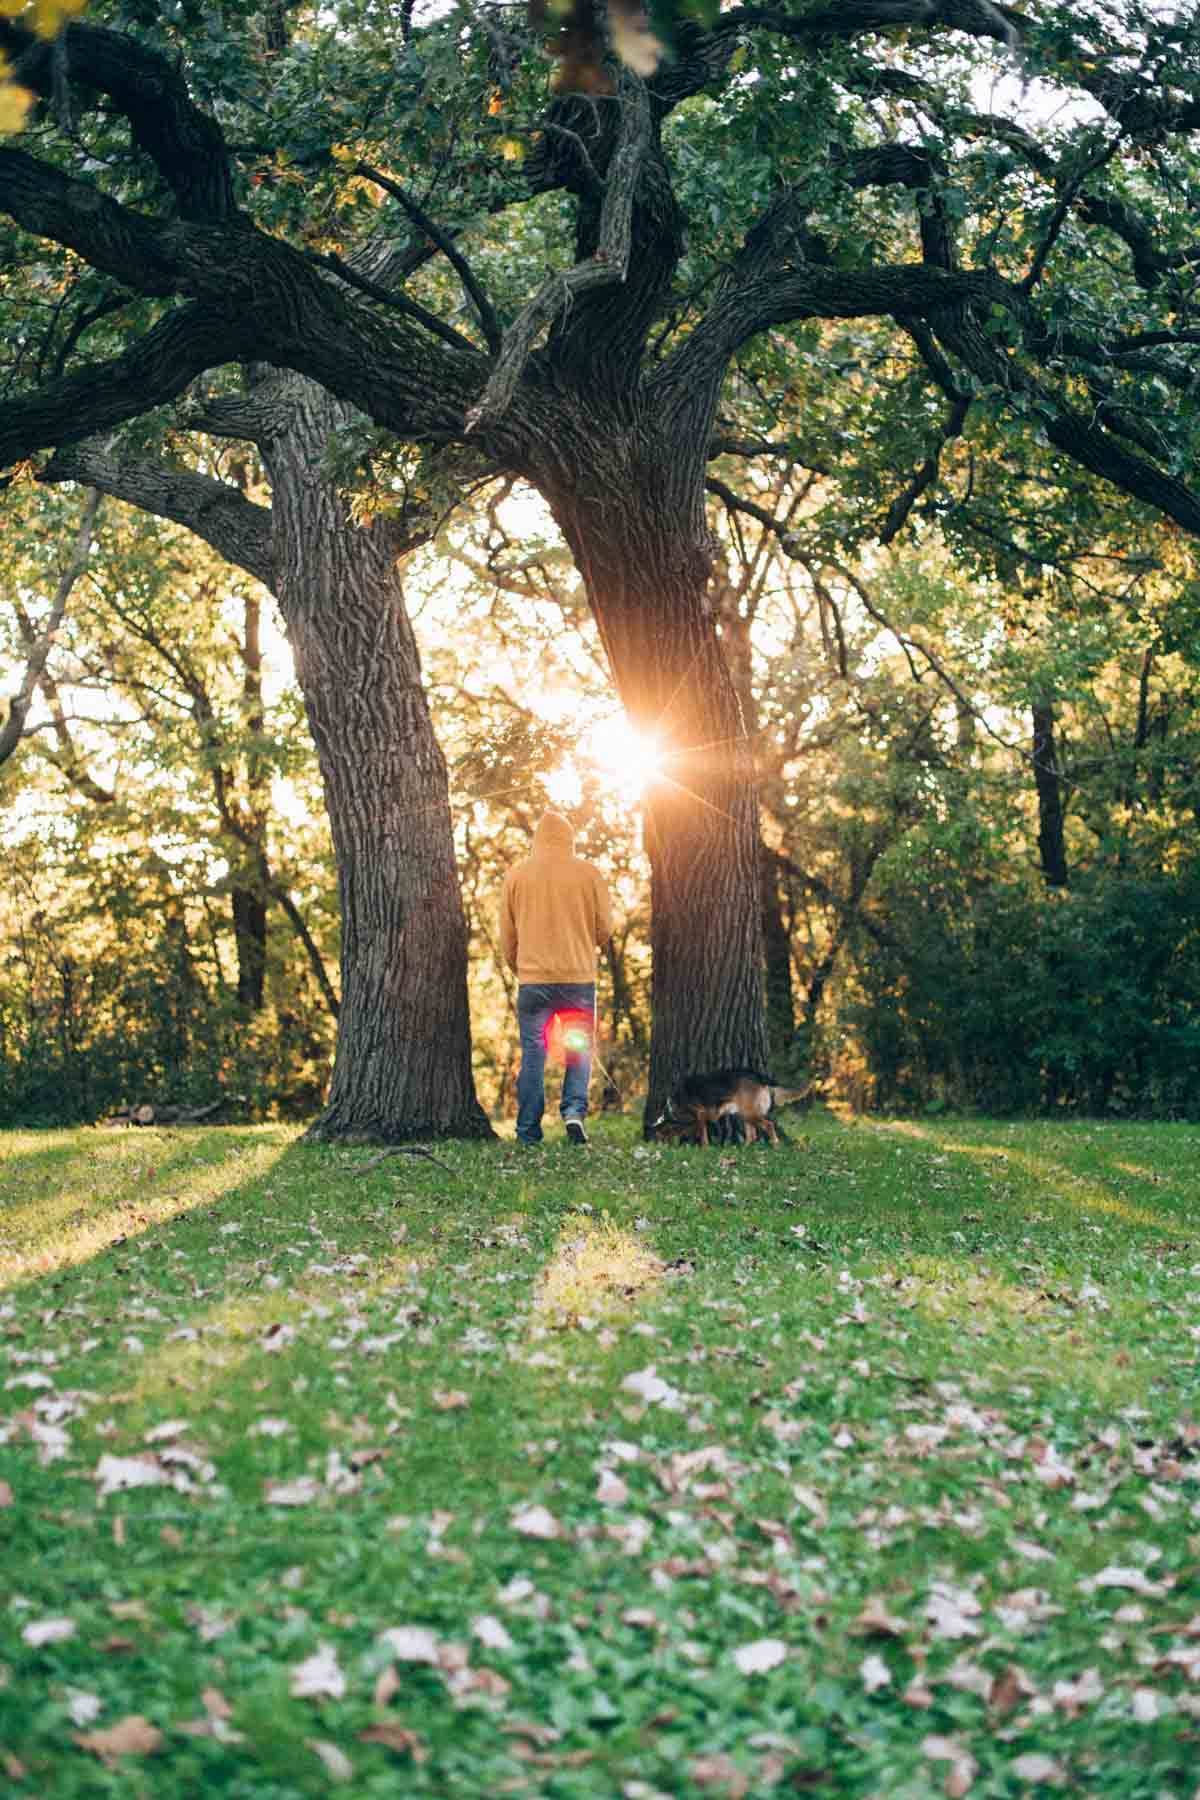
[1,1112,1198,1796]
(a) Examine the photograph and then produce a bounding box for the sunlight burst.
[543,712,665,808]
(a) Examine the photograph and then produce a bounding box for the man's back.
[500,812,612,983]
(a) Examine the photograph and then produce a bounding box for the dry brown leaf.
[308,1739,354,1782]
[433,1389,469,1411]
[989,1664,1035,1716]
[349,1446,386,1470]
[201,1688,232,1720]
[2,1751,27,1780]
[73,1715,164,1763]
[502,1720,560,1747]
[373,1664,400,1707]
[0,1481,12,1508]
[357,1723,427,1761]
[690,1750,750,1796]
[851,1595,908,1638]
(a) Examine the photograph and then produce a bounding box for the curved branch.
[40,443,275,589]
[357,163,501,353]
[1,18,236,221]
[465,74,652,433]
[0,304,253,470]
[0,487,101,767]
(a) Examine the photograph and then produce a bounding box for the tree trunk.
[545,460,768,1128]
[760,844,796,1062]
[231,882,267,1010]
[263,380,492,1141]
[1032,699,1069,888]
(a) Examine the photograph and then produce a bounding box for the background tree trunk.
[1032,699,1069,888]
[263,379,492,1140]
[760,845,797,1063]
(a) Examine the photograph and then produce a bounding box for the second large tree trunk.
[547,463,769,1127]
[264,380,492,1140]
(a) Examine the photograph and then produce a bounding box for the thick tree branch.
[878,395,970,544]
[715,1,1022,50]
[0,305,255,471]
[1,19,236,221]
[40,443,275,589]
[0,148,180,295]
[357,163,502,353]
[0,486,101,767]
[465,74,652,433]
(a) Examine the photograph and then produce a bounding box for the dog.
[653,1069,810,1147]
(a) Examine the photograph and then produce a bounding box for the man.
[500,810,613,1146]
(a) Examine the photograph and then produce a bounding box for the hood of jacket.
[532,810,575,857]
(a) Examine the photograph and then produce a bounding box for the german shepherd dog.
[653,1069,810,1147]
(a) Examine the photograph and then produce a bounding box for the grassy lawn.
[1,1111,1198,1796]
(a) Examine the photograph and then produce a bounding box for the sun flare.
[543,711,665,808]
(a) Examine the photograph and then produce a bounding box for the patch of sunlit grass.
[0,1134,289,1287]
[533,1211,664,1329]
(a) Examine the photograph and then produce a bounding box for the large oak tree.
[3,0,1200,1121]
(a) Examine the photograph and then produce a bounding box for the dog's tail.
[771,1084,814,1109]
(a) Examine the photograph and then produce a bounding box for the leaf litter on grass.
[2,1118,1200,1794]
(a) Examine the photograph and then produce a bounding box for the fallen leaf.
[373,1665,400,1706]
[433,1389,469,1411]
[1079,1566,1171,1598]
[1010,1750,1067,1784]
[690,1751,749,1796]
[357,1723,427,1760]
[989,1664,1035,1715]
[851,1595,908,1638]
[620,1366,683,1408]
[511,1503,562,1540]
[1051,1667,1104,1716]
[471,1615,514,1652]
[290,1645,346,1700]
[926,1581,982,1639]
[265,1476,322,1506]
[377,1625,441,1664]
[308,1739,354,1782]
[65,1691,102,1727]
[0,1480,12,1507]
[732,1638,788,1675]
[73,1716,163,1763]
[861,1653,891,1693]
[596,1469,629,1504]
[94,1454,170,1498]
[22,1617,76,1647]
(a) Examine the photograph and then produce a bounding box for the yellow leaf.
[487,90,503,116]
[31,0,87,37]
[497,137,525,164]
[0,80,33,134]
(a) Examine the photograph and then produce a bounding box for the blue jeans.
[516,983,595,1143]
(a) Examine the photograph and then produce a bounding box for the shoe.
[564,1120,589,1146]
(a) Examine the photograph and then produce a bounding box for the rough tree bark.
[542,437,768,1126]
[261,377,491,1140]
[46,376,492,1141]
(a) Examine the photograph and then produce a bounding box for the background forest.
[6,456,1199,1126]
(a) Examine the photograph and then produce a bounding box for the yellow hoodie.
[500,811,613,984]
